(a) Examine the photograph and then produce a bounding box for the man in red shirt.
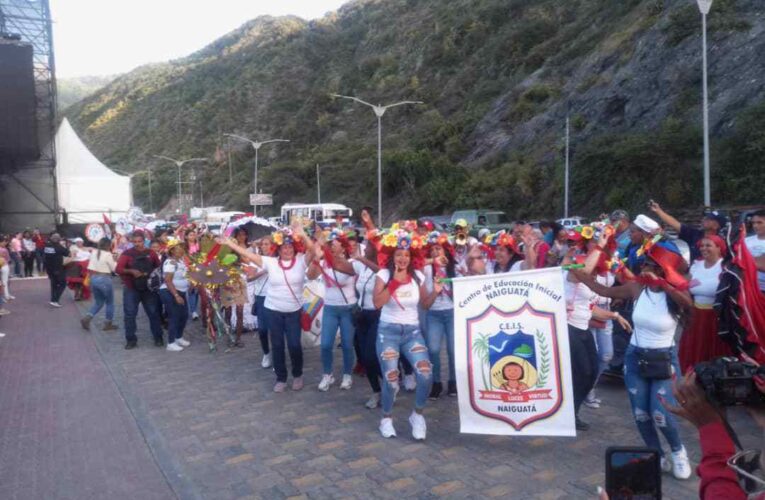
[115,231,163,349]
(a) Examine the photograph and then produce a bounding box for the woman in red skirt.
[678,235,731,373]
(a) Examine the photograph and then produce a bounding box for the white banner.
[453,267,575,436]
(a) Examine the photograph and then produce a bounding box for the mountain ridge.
[64,0,765,221]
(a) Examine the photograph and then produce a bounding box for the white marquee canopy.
[55,118,131,224]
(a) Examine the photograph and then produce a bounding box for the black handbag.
[633,291,673,380]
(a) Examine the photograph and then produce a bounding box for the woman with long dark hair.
[573,239,693,480]
[372,226,439,440]
[423,232,457,399]
[81,238,118,331]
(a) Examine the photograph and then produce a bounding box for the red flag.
[731,229,765,363]
[103,213,112,225]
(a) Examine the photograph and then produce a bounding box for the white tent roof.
[55,118,132,224]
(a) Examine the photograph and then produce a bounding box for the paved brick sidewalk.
[0,278,174,500]
[4,278,761,499]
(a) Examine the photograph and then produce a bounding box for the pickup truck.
[450,210,512,236]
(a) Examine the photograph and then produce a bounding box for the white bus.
[280,203,353,227]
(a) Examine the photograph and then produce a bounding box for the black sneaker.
[429,382,443,400]
[125,340,137,350]
[154,338,164,347]
[447,381,457,397]
[575,417,590,431]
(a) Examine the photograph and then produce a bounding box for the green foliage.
[664,0,751,46]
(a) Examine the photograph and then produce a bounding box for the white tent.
[55,118,132,223]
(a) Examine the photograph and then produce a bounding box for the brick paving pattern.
[2,278,762,499]
[0,279,174,500]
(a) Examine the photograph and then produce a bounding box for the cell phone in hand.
[605,447,661,500]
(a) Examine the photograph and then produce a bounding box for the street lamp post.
[223,134,289,216]
[153,155,208,215]
[316,164,321,204]
[330,94,423,226]
[564,112,570,219]
[697,0,714,207]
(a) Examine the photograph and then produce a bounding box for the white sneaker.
[318,374,335,392]
[584,394,600,409]
[8,295,15,300]
[176,338,190,347]
[409,411,427,440]
[0,308,10,316]
[671,446,692,480]
[660,456,672,473]
[379,417,397,438]
[166,342,183,352]
[0,333,6,338]
[261,353,272,368]
[49,302,62,308]
[340,374,353,390]
[365,393,381,409]
[403,374,416,391]
[192,312,199,320]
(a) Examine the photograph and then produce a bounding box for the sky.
[50,0,351,78]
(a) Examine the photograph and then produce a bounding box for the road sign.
[250,193,273,206]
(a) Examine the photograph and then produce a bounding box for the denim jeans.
[159,289,188,344]
[623,345,683,455]
[123,287,163,343]
[254,295,269,354]
[87,274,114,321]
[355,308,381,393]
[187,287,199,316]
[267,307,302,382]
[35,248,45,274]
[10,252,21,277]
[320,304,355,375]
[591,323,614,377]
[426,308,455,384]
[376,321,432,414]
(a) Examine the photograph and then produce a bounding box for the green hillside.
[65,0,765,222]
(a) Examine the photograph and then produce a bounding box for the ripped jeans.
[623,345,683,455]
[376,321,432,415]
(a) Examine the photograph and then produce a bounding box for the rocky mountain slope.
[64,0,765,221]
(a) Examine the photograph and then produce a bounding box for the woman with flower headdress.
[307,227,358,392]
[423,231,458,399]
[220,221,315,393]
[571,236,694,480]
[159,237,192,352]
[468,230,535,275]
[372,224,440,440]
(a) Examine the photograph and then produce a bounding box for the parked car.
[556,217,585,228]
[450,209,512,236]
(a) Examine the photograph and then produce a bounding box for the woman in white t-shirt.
[372,229,441,440]
[678,235,731,372]
[221,223,315,393]
[250,236,274,369]
[307,229,358,392]
[158,239,191,352]
[423,233,457,400]
[573,241,694,480]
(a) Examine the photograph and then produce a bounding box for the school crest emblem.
[467,303,562,430]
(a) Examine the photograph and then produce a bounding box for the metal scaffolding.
[0,0,58,230]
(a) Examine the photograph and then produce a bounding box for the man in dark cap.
[648,201,727,261]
